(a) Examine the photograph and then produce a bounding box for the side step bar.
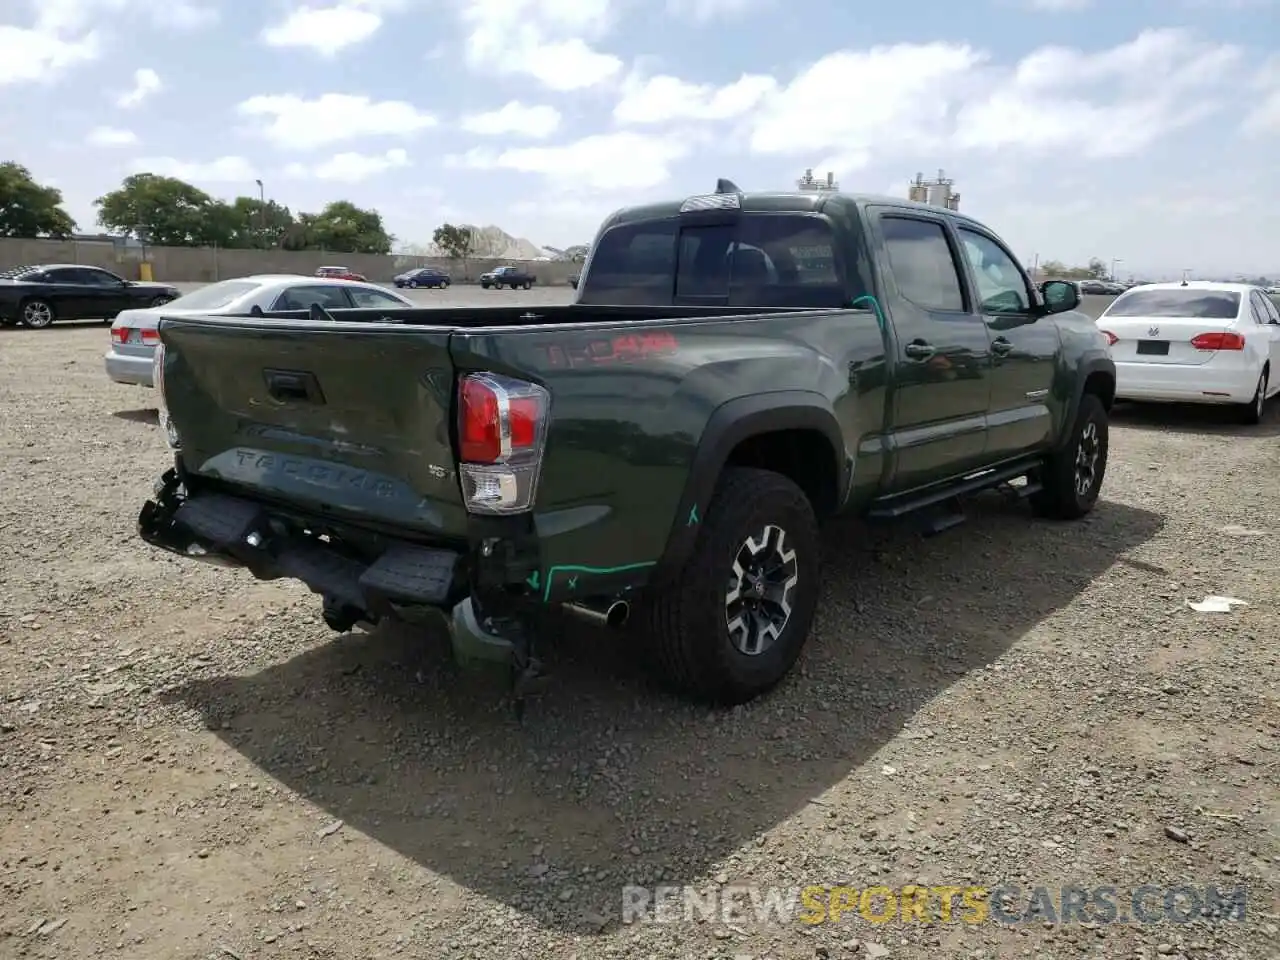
[867,457,1043,522]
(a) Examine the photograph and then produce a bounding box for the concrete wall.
[0,237,581,286]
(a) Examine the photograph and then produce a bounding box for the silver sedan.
[104,274,413,387]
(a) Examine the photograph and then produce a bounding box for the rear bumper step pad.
[141,489,464,611]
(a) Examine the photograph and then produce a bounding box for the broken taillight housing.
[457,372,549,514]
[153,341,181,450]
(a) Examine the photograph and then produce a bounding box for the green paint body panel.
[155,191,1114,607]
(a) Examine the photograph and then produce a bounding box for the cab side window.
[880,216,966,312]
[957,229,1032,315]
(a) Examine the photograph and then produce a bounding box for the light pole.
[254,179,266,248]
[1110,258,1122,282]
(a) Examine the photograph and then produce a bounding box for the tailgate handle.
[264,368,325,405]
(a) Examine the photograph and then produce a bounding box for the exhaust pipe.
[563,599,630,629]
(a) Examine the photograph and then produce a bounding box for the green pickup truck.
[138,181,1115,707]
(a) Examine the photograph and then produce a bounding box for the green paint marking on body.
[687,504,699,525]
[567,576,577,590]
[525,571,540,590]
[542,561,657,602]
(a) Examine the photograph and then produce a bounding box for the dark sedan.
[393,267,451,289]
[0,264,181,328]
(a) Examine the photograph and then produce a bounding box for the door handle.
[903,341,935,360]
[991,337,1014,356]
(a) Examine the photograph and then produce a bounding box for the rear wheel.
[636,467,821,705]
[1237,368,1268,425]
[523,280,532,290]
[1030,392,1108,520]
[21,299,55,328]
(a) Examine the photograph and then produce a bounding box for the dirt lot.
[1,317,1277,960]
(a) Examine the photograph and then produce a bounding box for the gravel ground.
[1,297,1278,960]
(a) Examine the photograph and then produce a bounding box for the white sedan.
[1098,281,1280,424]
[104,274,413,387]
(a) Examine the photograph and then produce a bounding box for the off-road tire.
[637,467,821,705]
[1237,368,1267,425]
[1030,391,1108,520]
[20,299,56,328]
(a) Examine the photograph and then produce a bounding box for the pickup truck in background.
[479,265,536,290]
[137,180,1115,708]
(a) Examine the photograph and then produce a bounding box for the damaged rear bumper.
[137,469,516,665]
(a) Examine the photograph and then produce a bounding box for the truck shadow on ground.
[1110,400,1280,438]
[165,495,1162,933]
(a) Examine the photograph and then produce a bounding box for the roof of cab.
[598,189,989,231]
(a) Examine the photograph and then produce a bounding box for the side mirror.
[1040,280,1079,315]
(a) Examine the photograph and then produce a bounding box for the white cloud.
[0,23,99,85]
[748,42,988,172]
[729,29,1240,177]
[459,0,622,91]
[1242,55,1280,135]
[151,1,220,29]
[236,93,437,149]
[128,156,258,182]
[260,2,398,56]
[614,73,777,124]
[1024,0,1093,10]
[461,102,562,138]
[286,148,411,182]
[86,126,138,146]
[954,29,1240,157]
[116,67,162,108]
[666,0,768,20]
[449,132,690,191]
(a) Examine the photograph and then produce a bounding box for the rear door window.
[273,285,354,311]
[880,216,966,312]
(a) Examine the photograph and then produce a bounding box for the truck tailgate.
[158,317,468,539]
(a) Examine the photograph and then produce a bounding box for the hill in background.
[413,225,584,261]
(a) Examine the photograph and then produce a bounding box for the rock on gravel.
[0,322,1277,960]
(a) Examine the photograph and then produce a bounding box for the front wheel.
[21,299,56,328]
[1030,392,1108,520]
[150,296,173,308]
[635,467,821,705]
[407,280,417,289]
[1237,369,1268,425]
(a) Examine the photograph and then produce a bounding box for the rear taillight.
[457,373,549,514]
[111,326,130,344]
[1190,332,1245,351]
[141,329,160,344]
[1101,330,1118,346]
[152,342,181,449]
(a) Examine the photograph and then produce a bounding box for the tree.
[1086,257,1108,280]
[0,162,76,239]
[95,173,227,246]
[302,200,393,254]
[433,222,479,260]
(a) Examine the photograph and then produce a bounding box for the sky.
[1,0,1278,277]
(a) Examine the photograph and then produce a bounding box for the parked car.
[0,264,181,328]
[394,267,451,289]
[138,181,1113,708]
[315,265,367,282]
[479,265,535,289]
[105,274,412,387]
[1078,279,1112,295]
[1098,281,1280,424]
